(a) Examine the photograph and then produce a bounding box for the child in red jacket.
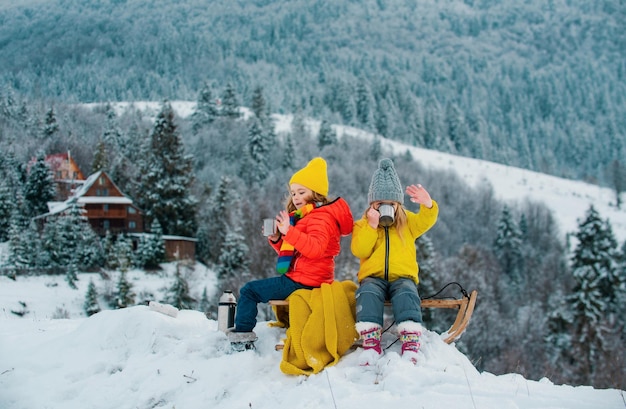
[228,157,353,351]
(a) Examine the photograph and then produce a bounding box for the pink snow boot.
[397,321,423,365]
[356,322,382,366]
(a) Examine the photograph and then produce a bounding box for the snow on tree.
[91,140,109,173]
[191,82,219,133]
[164,264,195,310]
[251,86,267,122]
[282,134,296,170]
[355,80,372,128]
[423,96,443,150]
[374,99,389,138]
[196,176,240,264]
[241,118,270,183]
[115,270,135,309]
[23,150,55,218]
[102,230,118,270]
[41,107,59,139]
[42,201,103,273]
[317,119,337,149]
[217,227,250,292]
[220,83,241,119]
[567,205,619,383]
[65,261,79,289]
[493,205,524,285]
[0,182,14,242]
[135,218,165,269]
[112,233,134,273]
[607,159,626,209]
[369,136,382,161]
[414,235,443,332]
[83,279,101,316]
[198,286,211,317]
[138,101,197,236]
[7,211,35,272]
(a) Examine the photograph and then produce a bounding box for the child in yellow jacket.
[351,158,439,365]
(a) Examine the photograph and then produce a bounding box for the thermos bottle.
[217,290,237,332]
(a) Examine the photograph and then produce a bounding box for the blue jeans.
[234,274,313,332]
[355,277,422,327]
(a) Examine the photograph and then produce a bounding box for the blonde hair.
[284,189,330,212]
[363,202,408,244]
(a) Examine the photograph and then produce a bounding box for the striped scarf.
[276,203,316,274]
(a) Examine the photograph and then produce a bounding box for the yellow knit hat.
[289,157,329,196]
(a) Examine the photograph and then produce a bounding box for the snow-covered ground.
[1,272,624,409]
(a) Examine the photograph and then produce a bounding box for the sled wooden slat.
[269,289,477,350]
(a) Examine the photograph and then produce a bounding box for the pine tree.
[164,264,195,309]
[191,82,219,133]
[336,82,354,124]
[567,205,619,384]
[41,107,59,139]
[424,96,442,150]
[355,80,372,127]
[91,140,109,173]
[445,102,468,154]
[65,260,79,290]
[198,286,211,316]
[317,119,337,149]
[138,101,197,236]
[493,205,524,285]
[197,176,239,264]
[607,159,626,209]
[46,201,103,273]
[103,103,123,148]
[102,230,117,270]
[0,183,14,242]
[370,136,382,161]
[217,227,250,292]
[136,219,165,269]
[115,270,135,309]
[251,85,266,122]
[374,100,389,138]
[83,279,101,316]
[414,235,443,331]
[113,234,134,273]
[221,83,241,119]
[282,134,296,170]
[242,118,270,183]
[7,211,34,272]
[24,151,56,218]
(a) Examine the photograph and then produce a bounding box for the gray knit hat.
[368,158,404,204]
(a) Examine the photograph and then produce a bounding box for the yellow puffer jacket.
[351,201,439,284]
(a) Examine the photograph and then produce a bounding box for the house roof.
[38,170,139,218]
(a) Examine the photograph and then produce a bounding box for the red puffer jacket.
[269,197,354,287]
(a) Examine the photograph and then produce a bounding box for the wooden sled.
[269,286,477,350]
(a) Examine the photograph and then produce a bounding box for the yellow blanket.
[275,280,359,376]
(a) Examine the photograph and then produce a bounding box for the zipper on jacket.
[384,226,390,281]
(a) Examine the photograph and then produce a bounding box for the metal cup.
[263,218,277,236]
[378,204,395,227]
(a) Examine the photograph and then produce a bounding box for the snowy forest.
[1,0,625,391]
[0,0,625,186]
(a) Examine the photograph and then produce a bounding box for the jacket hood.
[318,197,353,236]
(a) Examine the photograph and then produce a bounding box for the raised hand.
[406,184,433,208]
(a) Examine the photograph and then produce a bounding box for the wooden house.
[42,169,196,261]
[44,152,86,201]
[46,170,143,236]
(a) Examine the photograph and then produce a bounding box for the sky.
[2,104,626,409]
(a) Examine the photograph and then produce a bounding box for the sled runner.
[269,283,477,349]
